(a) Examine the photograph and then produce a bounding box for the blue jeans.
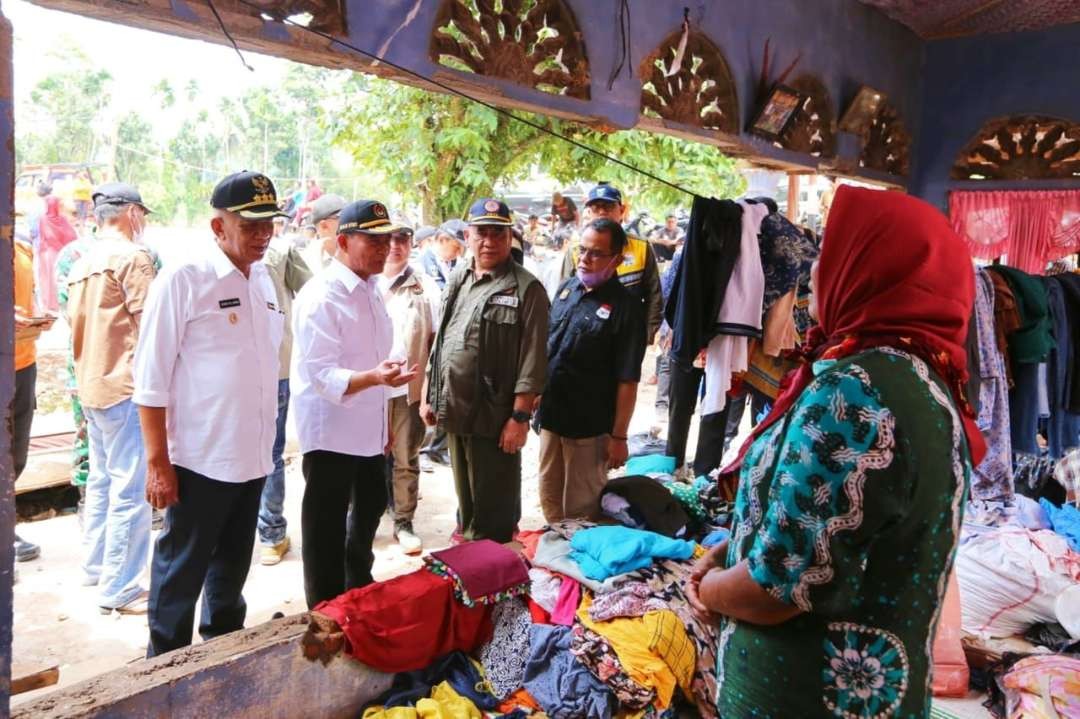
[82,398,151,608]
[258,378,290,546]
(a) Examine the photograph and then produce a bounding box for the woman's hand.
[685,540,727,621]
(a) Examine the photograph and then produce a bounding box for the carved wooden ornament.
[239,0,347,35]
[639,28,738,134]
[860,102,910,176]
[952,115,1080,180]
[780,74,835,158]
[430,0,590,99]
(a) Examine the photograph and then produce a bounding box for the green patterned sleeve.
[745,364,909,614]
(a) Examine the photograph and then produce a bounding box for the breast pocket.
[266,307,285,351]
[480,302,521,398]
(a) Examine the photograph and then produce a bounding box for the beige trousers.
[388,395,425,523]
[538,430,609,523]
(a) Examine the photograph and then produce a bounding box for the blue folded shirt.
[568,525,696,581]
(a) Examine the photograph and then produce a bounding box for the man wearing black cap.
[301,193,346,273]
[67,182,157,614]
[562,183,663,343]
[292,200,417,608]
[422,198,549,544]
[134,170,287,655]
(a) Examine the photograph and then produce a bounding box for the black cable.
[231,0,695,197]
[607,0,630,91]
[206,0,254,72]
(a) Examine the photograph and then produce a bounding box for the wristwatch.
[511,410,532,424]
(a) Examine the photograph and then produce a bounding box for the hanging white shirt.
[702,201,768,415]
[291,257,393,457]
[133,240,283,482]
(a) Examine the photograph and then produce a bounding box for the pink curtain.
[950,190,1080,274]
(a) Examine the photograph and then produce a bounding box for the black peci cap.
[210,170,287,219]
[337,200,402,235]
[92,182,152,213]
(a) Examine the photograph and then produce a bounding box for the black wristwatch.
[511,410,532,424]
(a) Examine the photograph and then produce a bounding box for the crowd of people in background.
[13,167,693,653]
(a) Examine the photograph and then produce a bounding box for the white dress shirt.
[133,241,283,483]
[291,258,393,457]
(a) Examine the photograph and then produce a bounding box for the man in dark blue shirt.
[538,218,646,522]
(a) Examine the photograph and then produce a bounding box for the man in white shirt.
[291,199,417,609]
[376,225,433,555]
[134,171,286,657]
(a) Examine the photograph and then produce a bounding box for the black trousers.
[301,450,386,609]
[12,364,36,479]
[665,360,731,476]
[147,467,264,657]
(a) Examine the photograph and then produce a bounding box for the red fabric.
[550,577,581,626]
[950,190,1080,274]
[725,185,986,478]
[430,539,529,600]
[38,196,76,252]
[516,529,544,560]
[314,569,491,674]
[305,184,323,203]
[527,598,552,624]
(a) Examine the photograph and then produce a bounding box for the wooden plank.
[11,663,59,696]
[787,173,800,221]
[15,452,71,495]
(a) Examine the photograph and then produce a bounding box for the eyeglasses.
[580,248,616,260]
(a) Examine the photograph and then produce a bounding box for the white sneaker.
[394,522,423,556]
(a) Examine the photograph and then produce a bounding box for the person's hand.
[606,436,629,469]
[145,459,179,510]
[384,363,419,389]
[420,402,437,427]
[686,540,728,621]
[499,418,528,454]
[531,395,541,413]
[14,312,33,329]
[374,359,405,386]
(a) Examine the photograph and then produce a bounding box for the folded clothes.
[315,569,492,674]
[528,567,562,613]
[478,598,533,701]
[531,531,636,593]
[569,526,696,581]
[625,454,677,475]
[523,624,614,719]
[362,681,483,719]
[363,650,499,711]
[427,540,530,606]
[601,476,689,538]
[587,583,668,622]
[551,576,581,626]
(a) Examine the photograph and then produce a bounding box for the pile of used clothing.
[308,499,731,718]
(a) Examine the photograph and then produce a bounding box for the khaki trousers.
[388,396,425,523]
[538,430,609,523]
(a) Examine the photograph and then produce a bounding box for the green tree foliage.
[332,75,744,223]
[17,46,111,166]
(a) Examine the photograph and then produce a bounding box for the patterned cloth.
[477,598,532,700]
[718,349,969,718]
[1056,447,1080,495]
[757,212,818,314]
[665,481,707,524]
[972,269,1014,501]
[587,583,668,622]
[424,557,529,608]
[570,624,656,709]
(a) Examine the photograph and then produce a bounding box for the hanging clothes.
[756,211,818,314]
[1044,277,1080,458]
[971,269,1014,501]
[986,270,1022,386]
[1052,272,1080,412]
[665,197,743,365]
[701,201,768,414]
[987,266,1055,365]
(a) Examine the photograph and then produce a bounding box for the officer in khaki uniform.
[421,198,549,543]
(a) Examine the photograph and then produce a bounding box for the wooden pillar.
[786,173,799,221]
[0,0,16,713]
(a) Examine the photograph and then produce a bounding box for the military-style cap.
[466,198,513,227]
[438,219,468,243]
[210,170,287,219]
[337,200,401,235]
[92,182,152,213]
[310,194,346,225]
[414,225,438,245]
[586,183,623,205]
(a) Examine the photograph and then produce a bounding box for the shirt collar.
[208,241,244,280]
[468,257,512,280]
[328,257,364,293]
[96,226,129,243]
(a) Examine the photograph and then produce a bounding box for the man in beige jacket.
[377,224,434,554]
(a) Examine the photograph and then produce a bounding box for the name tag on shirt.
[219,298,241,309]
[596,304,612,320]
[488,295,519,308]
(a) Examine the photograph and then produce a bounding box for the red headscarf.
[723,185,986,480]
[38,196,77,252]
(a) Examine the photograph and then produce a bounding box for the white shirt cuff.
[325,368,354,402]
[133,388,169,407]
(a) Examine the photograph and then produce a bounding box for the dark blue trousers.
[147,466,265,657]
